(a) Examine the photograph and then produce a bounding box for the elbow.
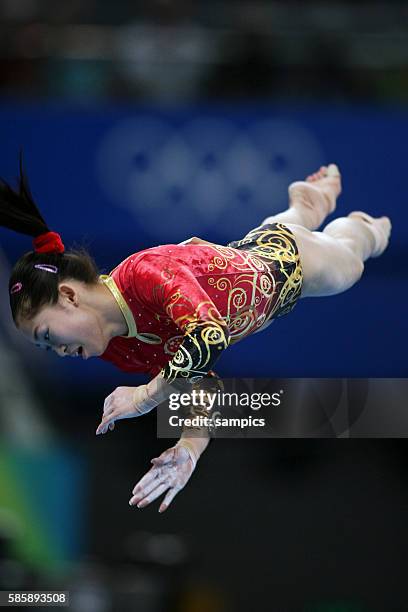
[222,323,231,348]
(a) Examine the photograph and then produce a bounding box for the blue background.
[1,103,406,385]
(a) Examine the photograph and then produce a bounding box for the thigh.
[285,223,364,297]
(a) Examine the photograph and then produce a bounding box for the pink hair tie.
[34,264,58,274]
[10,282,23,294]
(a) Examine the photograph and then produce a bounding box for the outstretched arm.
[129,371,221,512]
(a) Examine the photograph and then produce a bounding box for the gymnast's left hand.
[129,445,196,513]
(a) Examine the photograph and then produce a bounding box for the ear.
[58,283,79,306]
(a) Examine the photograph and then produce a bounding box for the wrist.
[175,436,209,468]
[133,385,156,414]
[146,372,174,404]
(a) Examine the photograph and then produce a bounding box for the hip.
[225,222,303,332]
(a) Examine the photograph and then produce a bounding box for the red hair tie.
[33,231,65,254]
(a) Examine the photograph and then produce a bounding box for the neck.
[94,279,129,339]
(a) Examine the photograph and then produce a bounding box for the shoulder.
[112,245,181,272]
[109,247,169,287]
[108,247,188,308]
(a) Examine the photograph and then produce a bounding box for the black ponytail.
[1,156,100,324]
[0,153,49,238]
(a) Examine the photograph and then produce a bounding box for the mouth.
[70,346,87,359]
[79,346,89,360]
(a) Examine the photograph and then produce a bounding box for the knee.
[289,226,365,298]
[354,256,365,281]
[347,254,364,286]
[327,250,364,294]
[324,217,354,239]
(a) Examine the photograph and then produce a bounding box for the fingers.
[102,394,113,415]
[131,482,169,508]
[96,400,117,434]
[96,415,116,435]
[159,486,181,513]
[129,446,191,512]
[131,468,165,503]
[131,465,161,497]
[96,411,121,434]
[129,471,181,512]
[96,407,133,434]
[97,386,143,436]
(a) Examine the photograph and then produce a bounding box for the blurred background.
[0,1,407,610]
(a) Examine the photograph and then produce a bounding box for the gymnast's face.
[17,282,110,359]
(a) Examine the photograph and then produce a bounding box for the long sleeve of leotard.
[133,253,230,383]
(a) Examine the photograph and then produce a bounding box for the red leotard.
[100,223,302,382]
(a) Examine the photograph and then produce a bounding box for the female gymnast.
[0,162,391,512]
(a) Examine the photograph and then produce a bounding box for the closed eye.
[33,326,51,351]
[43,330,52,351]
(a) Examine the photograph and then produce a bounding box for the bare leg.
[286,213,391,298]
[262,164,341,231]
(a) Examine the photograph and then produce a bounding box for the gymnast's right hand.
[96,385,157,435]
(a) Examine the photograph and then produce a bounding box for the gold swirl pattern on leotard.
[231,223,303,318]
[138,260,230,382]
[161,317,230,383]
[206,270,276,341]
[135,225,302,381]
[204,223,303,342]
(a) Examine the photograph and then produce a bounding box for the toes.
[380,216,392,232]
[307,168,327,182]
[327,163,341,178]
